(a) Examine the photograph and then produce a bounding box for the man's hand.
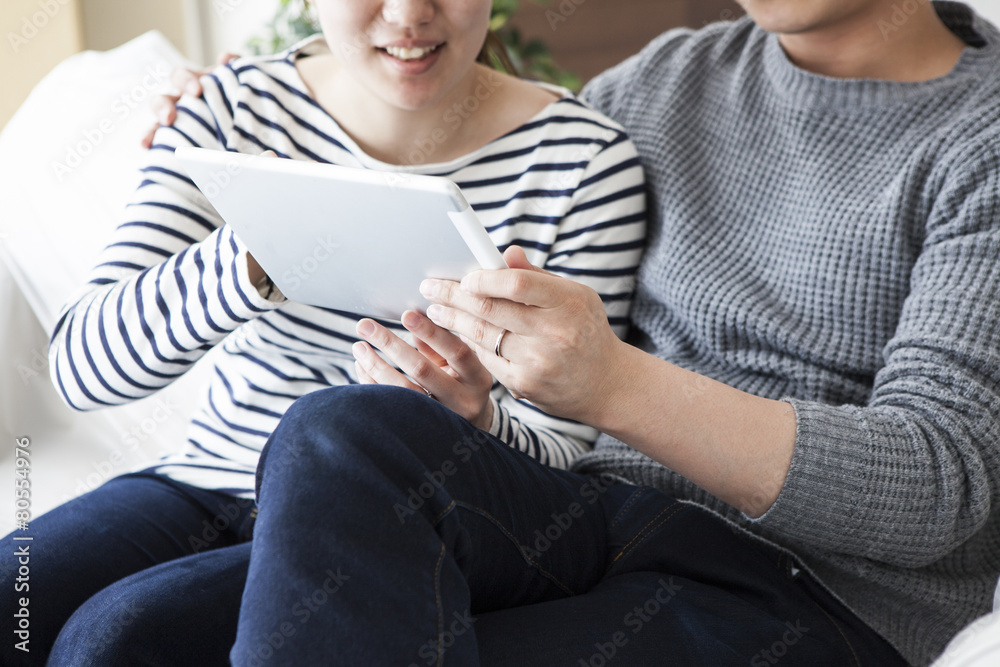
[420,246,796,517]
[419,246,629,426]
[141,52,240,149]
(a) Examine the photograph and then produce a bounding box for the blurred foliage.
[247,0,580,91]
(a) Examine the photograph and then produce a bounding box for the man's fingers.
[420,278,536,334]
[501,245,547,273]
[424,305,518,365]
[459,265,564,310]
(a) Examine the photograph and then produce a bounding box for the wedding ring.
[494,329,509,361]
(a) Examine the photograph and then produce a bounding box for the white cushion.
[0,31,216,530]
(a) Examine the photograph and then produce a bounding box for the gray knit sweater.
[572,3,1000,665]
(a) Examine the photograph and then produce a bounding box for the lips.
[382,44,441,61]
[376,42,445,75]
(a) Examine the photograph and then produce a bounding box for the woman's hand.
[419,246,630,426]
[353,310,495,430]
[141,53,240,149]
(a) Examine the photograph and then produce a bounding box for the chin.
[737,0,863,35]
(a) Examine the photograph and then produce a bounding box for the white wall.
[965,0,1000,28]
[0,0,84,130]
[80,0,276,65]
[194,0,276,64]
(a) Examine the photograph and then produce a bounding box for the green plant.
[247,0,580,91]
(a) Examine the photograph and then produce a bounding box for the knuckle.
[409,359,434,383]
[461,273,481,295]
[434,305,456,328]
[452,344,476,366]
[508,272,532,298]
[440,280,459,302]
[472,296,495,319]
[470,319,491,345]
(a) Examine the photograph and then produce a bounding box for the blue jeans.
[1,385,908,666]
[234,385,906,666]
[0,472,257,666]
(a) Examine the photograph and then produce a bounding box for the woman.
[0,1,645,664]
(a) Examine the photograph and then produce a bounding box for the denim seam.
[441,501,576,596]
[433,542,446,667]
[815,603,861,667]
[608,487,648,528]
[608,504,685,570]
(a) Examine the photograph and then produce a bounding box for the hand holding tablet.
[175,147,506,319]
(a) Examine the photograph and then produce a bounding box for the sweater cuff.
[486,396,506,440]
[748,398,867,545]
[227,227,287,310]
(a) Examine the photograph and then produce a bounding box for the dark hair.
[477,30,518,75]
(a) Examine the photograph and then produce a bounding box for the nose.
[381,0,434,28]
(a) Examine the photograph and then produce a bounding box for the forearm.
[592,341,796,517]
[50,226,279,410]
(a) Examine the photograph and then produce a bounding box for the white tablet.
[174,147,506,319]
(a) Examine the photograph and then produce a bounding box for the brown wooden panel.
[508,0,744,84]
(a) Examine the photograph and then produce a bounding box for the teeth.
[384,45,438,61]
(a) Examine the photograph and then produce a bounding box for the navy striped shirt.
[49,36,647,497]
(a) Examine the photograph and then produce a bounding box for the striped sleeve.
[487,127,647,468]
[48,67,284,411]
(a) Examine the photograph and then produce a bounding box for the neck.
[321,61,488,166]
[778,1,967,81]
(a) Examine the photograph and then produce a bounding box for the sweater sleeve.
[485,130,647,469]
[755,142,1000,568]
[49,65,285,411]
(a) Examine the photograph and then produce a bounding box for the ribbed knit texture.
[572,3,1000,665]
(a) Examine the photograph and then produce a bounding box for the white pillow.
[931,608,1000,666]
[0,31,218,528]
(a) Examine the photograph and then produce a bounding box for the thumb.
[503,246,543,272]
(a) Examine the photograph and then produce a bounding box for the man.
[155,1,1000,664]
